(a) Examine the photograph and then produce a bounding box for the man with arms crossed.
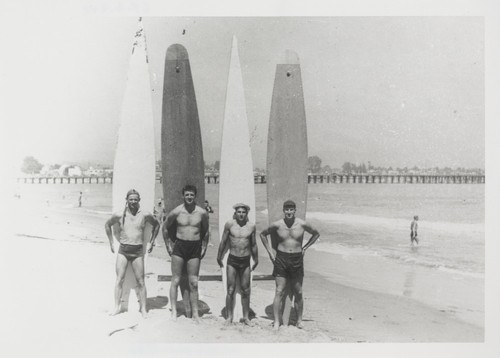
[260,200,320,330]
[217,203,258,326]
[163,185,209,322]
[104,189,160,318]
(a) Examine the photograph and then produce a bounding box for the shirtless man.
[164,185,209,322]
[260,200,320,330]
[104,189,160,318]
[411,215,419,246]
[217,203,258,326]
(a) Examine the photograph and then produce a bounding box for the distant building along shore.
[18,157,485,185]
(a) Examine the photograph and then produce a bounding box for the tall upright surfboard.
[218,36,256,322]
[161,43,205,315]
[112,18,156,313]
[266,50,308,326]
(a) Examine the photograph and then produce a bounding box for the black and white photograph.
[2,1,500,357]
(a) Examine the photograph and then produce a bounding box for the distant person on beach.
[204,200,214,214]
[217,203,258,326]
[104,189,160,318]
[154,199,166,223]
[204,200,214,247]
[78,191,82,207]
[163,184,209,322]
[260,200,320,330]
[411,215,419,246]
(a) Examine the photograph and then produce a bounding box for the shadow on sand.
[147,296,211,317]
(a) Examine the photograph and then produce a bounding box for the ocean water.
[15,181,485,325]
[305,184,485,277]
[16,182,485,277]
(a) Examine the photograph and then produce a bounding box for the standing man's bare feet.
[242,318,254,327]
[224,319,233,326]
[140,310,149,319]
[192,316,202,324]
[170,312,178,321]
[296,321,304,329]
[272,321,280,330]
[110,306,122,316]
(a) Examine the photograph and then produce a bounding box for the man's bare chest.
[177,211,201,227]
[276,223,304,240]
[229,224,252,239]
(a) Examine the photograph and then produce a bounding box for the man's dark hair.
[182,184,197,195]
[283,200,296,209]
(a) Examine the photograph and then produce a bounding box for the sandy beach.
[8,189,484,350]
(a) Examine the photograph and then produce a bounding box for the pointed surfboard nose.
[166,44,189,60]
[279,49,300,65]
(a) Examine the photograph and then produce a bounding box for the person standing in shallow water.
[411,215,419,246]
[104,189,160,318]
[260,200,320,330]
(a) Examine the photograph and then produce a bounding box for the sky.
[2,9,485,172]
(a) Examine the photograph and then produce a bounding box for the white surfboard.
[112,18,156,314]
[218,36,256,322]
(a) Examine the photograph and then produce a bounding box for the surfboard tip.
[166,43,189,60]
[280,50,300,65]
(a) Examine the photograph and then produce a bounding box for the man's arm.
[217,221,231,268]
[301,221,320,254]
[259,223,277,262]
[163,209,178,256]
[104,214,120,253]
[200,210,210,259]
[145,213,160,253]
[250,226,258,270]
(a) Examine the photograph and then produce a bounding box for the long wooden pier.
[17,174,485,185]
[17,176,114,184]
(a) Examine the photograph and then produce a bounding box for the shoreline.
[11,193,484,343]
[12,229,483,343]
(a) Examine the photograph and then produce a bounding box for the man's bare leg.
[131,256,148,318]
[272,277,287,330]
[240,266,253,326]
[170,255,185,320]
[180,269,192,318]
[292,277,304,329]
[111,254,128,315]
[225,265,237,325]
[187,258,201,323]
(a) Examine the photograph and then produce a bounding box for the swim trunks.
[172,238,202,261]
[227,254,251,272]
[272,250,304,279]
[118,243,143,261]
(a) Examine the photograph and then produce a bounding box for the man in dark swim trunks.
[260,200,320,330]
[104,189,160,318]
[164,185,209,322]
[217,203,258,326]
